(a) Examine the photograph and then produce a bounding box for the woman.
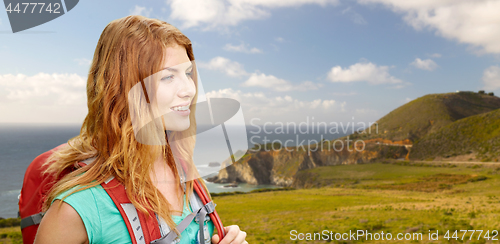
[34,15,247,244]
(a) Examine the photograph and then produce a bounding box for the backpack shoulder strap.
[101,177,162,244]
[83,159,219,244]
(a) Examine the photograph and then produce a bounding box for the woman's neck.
[150,156,185,215]
[150,156,178,185]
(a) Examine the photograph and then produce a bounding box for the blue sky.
[0,0,499,126]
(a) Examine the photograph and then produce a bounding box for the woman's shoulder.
[53,184,105,203]
[50,186,98,211]
[51,184,132,243]
[50,185,104,241]
[36,199,90,244]
[51,183,119,226]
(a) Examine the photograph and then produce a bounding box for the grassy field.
[0,226,21,244]
[215,161,500,243]
[2,161,500,243]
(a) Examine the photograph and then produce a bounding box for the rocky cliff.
[207,140,408,187]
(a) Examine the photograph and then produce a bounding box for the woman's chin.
[168,123,190,132]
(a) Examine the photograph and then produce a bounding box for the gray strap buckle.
[20,212,45,229]
[195,201,214,224]
[203,201,216,214]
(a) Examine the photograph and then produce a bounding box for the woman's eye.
[186,72,193,78]
[161,75,174,81]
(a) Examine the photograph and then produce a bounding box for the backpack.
[18,143,226,244]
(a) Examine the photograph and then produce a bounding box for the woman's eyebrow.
[162,64,193,72]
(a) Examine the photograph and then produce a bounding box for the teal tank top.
[52,184,214,244]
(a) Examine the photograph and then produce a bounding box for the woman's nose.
[177,74,196,98]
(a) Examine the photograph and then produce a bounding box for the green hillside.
[353,91,500,142]
[410,108,500,161]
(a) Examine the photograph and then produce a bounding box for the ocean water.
[0,124,84,218]
[0,123,347,218]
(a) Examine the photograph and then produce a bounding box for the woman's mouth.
[170,105,190,116]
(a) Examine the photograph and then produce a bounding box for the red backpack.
[19,144,226,244]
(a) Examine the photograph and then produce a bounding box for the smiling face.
[155,45,196,132]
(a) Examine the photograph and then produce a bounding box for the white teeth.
[172,105,189,111]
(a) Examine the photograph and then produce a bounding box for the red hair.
[43,15,209,236]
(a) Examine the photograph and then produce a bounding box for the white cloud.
[201,57,323,91]
[198,56,249,77]
[341,7,367,25]
[167,0,339,29]
[410,58,438,71]
[275,37,285,42]
[0,73,87,123]
[327,61,402,84]
[0,73,86,105]
[205,88,345,123]
[321,100,337,109]
[482,65,500,91]
[242,73,322,91]
[358,0,500,54]
[130,5,152,17]
[223,42,262,53]
[74,58,91,66]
